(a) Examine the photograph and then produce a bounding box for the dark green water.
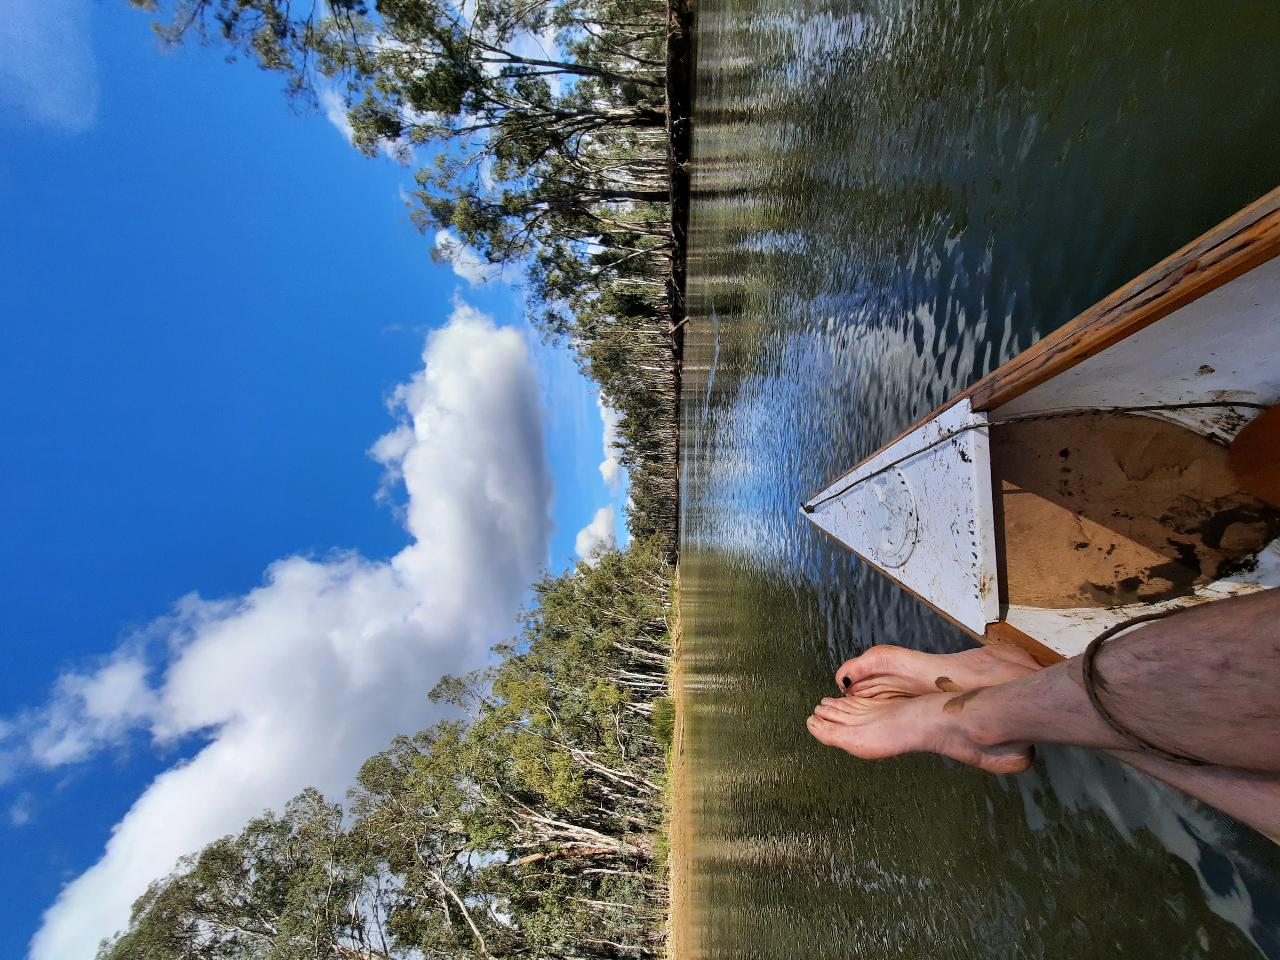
[678,2,1280,957]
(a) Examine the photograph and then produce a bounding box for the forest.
[130,0,689,546]
[98,539,677,959]
[100,0,689,955]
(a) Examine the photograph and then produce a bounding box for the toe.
[852,684,905,700]
[834,644,904,690]
[821,696,865,716]
[851,677,890,695]
[806,714,843,747]
[813,701,853,723]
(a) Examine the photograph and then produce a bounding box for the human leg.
[809,590,1280,834]
[955,590,1280,770]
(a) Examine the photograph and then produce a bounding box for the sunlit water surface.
[678,2,1280,956]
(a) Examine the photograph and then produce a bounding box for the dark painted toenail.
[841,676,852,689]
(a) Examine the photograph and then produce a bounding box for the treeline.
[139,0,687,545]
[98,538,676,960]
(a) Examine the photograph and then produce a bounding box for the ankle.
[948,689,1010,749]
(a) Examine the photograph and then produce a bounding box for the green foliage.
[102,539,675,960]
[118,2,685,952]
[140,0,681,547]
[649,695,675,746]
[96,790,364,960]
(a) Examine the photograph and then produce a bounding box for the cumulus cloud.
[597,396,625,487]
[573,396,627,562]
[27,654,156,768]
[434,229,493,285]
[24,302,552,960]
[0,0,99,133]
[574,506,617,560]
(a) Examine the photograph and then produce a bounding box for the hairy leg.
[957,590,1280,770]
[1108,749,1280,839]
[827,632,1280,836]
[810,590,1280,835]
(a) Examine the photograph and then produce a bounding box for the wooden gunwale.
[969,186,1280,411]
[811,186,1280,665]
[983,620,1061,667]
[814,185,1280,496]
[816,522,1063,666]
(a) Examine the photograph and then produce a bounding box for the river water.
[676,2,1280,957]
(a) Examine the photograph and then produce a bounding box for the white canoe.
[803,189,1280,662]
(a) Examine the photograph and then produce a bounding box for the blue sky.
[0,2,623,956]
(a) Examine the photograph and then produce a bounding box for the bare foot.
[835,643,1040,700]
[806,692,1034,774]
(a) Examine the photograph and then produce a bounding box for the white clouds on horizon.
[574,505,616,560]
[19,302,553,960]
[574,394,627,560]
[597,396,625,487]
[0,0,99,133]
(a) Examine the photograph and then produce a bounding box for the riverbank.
[666,568,694,960]
[662,3,694,954]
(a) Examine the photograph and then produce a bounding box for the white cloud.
[479,154,498,193]
[9,794,33,828]
[434,229,520,286]
[317,84,356,144]
[0,0,99,133]
[597,396,625,487]
[505,25,564,96]
[25,302,552,960]
[574,395,629,561]
[317,83,413,162]
[574,505,616,559]
[434,229,491,285]
[27,654,156,768]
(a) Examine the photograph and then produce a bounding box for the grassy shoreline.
[665,568,693,959]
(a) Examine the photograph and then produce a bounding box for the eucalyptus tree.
[100,538,674,959]
[138,0,683,544]
[95,790,394,960]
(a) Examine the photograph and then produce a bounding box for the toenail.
[841,676,852,689]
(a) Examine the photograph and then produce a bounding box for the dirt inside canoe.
[990,413,1280,609]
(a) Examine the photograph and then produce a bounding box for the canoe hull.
[805,188,1280,660]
